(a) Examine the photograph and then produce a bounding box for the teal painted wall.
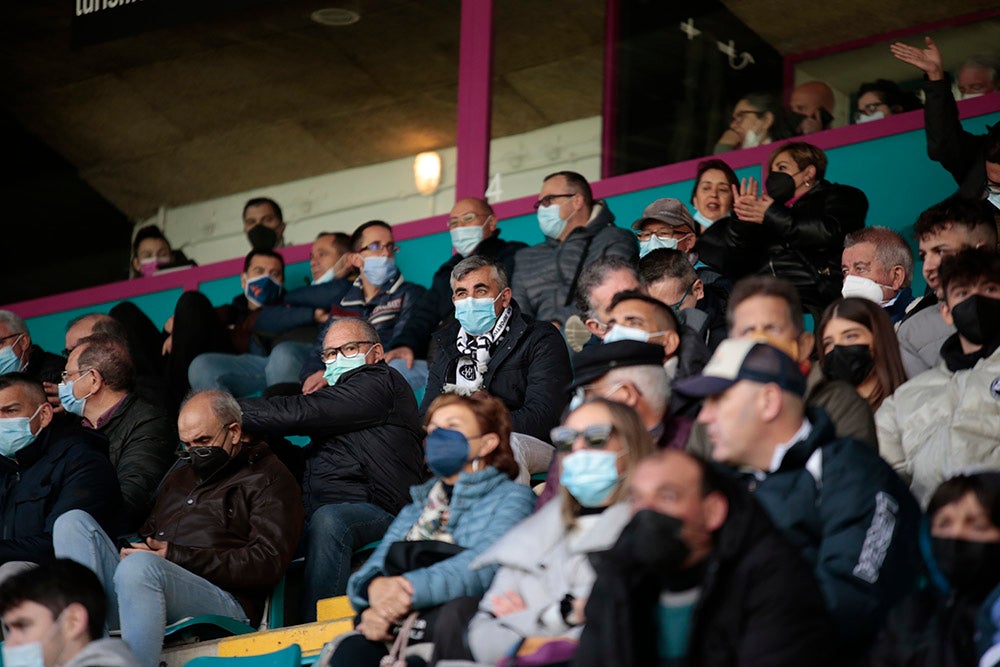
[25,110,1000,353]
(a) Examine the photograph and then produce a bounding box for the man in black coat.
[238,317,427,622]
[60,333,176,533]
[575,449,834,667]
[385,197,526,392]
[0,374,119,579]
[419,256,571,441]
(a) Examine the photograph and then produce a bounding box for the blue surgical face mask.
[312,267,335,285]
[454,293,502,336]
[0,404,44,460]
[537,204,568,239]
[244,274,283,307]
[692,209,717,230]
[604,324,661,344]
[856,110,885,123]
[323,346,372,386]
[2,641,44,667]
[0,335,25,375]
[988,191,1000,213]
[560,449,622,507]
[450,224,486,257]
[58,372,94,417]
[638,234,679,258]
[424,428,474,478]
[362,255,398,286]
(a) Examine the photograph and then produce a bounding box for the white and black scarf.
[443,306,513,395]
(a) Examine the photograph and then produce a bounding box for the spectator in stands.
[307,232,352,285]
[692,159,766,282]
[512,171,637,327]
[852,79,922,124]
[0,311,63,384]
[604,291,710,410]
[640,249,728,350]
[631,198,698,259]
[54,390,302,667]
[160,249,286,404]
[0,374,119,580]
[687,276,878,456]
[897,196,998,377]
[714,92,796,153]
[129,225,195,279]
[841,226,916,323]
[462,399,654,665]
[869,471,1000,666]
[334,392,536,667]
[58,333,176,533]
[574,255,643,343]
[238,318,426,622]
[0,559,140,667]
[385,198,527,393]
[298,220,426,394]
[877,247,1000,507]
[675,339,921,655]
[731,141,869,317]
[891,38,1000,201]
[575,449,835,667]
[816,298,907,412]
[789,80,836,134]
[421,256,570,441]
[243,197,285,250]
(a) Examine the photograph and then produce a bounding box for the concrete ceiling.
[0,0,994,223]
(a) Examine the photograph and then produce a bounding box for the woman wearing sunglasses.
[463,398,655,665]
[331,392,536,667]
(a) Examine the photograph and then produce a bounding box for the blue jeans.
[302,502,394,623]
[53,510,248,667]
[188,341,311,397]
[387,358,429,397]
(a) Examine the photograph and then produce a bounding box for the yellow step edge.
[217,618,354,657]
[316,596,356,622]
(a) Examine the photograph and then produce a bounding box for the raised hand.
[890,36,943,81]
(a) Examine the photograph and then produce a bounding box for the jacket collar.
[409,465,508,505]
[772,406,836,472]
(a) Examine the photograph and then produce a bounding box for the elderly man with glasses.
[237,317,427,622]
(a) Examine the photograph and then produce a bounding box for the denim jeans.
[302,502,394,622]
[387,358,429,397]
[53,510,248,667]
[188,341,312,397]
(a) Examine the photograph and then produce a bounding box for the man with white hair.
[840,226,915,324]
[0,311,63,384]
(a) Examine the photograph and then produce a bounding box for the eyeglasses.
[635,230,693,242]
[532,194,575,210]
[854,102,888,121]
[0,333,22,347]
[358,241,398,254]
[550,423,615,451]
[319,341,376,363]
[447,212,486,228]
[60,368,91,382]
[731,109,762,123]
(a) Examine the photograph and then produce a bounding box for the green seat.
[183,644,302,667]
[163,615,257,645]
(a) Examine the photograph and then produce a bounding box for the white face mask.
[856,111,885,123]
[960,92,984,100]
[988,191,1000,212]
[312,267,335,285]
[742,127,764,148]
[841,275,892,304]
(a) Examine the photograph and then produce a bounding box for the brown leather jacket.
[140,441,303,624]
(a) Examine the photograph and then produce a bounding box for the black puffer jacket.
[575,472,835,667]
[420,302,571,441]
[23,345,64,385]
[0,420,119,564]
[239,362,427,517]
[389,233,527,359]
[142,441,303,626]
[98,393,178,533]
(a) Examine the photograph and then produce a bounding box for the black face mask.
[621,509,691,571]
[188,446,231,480]
[950,295,1000,346]
[765,171,797,204]
[822,344,875,387]
[931,537,1000,598]
[247,225,278,251]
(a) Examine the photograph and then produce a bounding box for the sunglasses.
[550,424,615,451]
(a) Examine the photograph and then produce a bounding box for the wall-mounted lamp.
[413,151,442,196]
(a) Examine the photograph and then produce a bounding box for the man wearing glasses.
[239,317,426,622]
[298,220,426,395]
[0,311,64,386]
[512,171,637,327]
[0,373,118,582]
[385,198,526,393]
